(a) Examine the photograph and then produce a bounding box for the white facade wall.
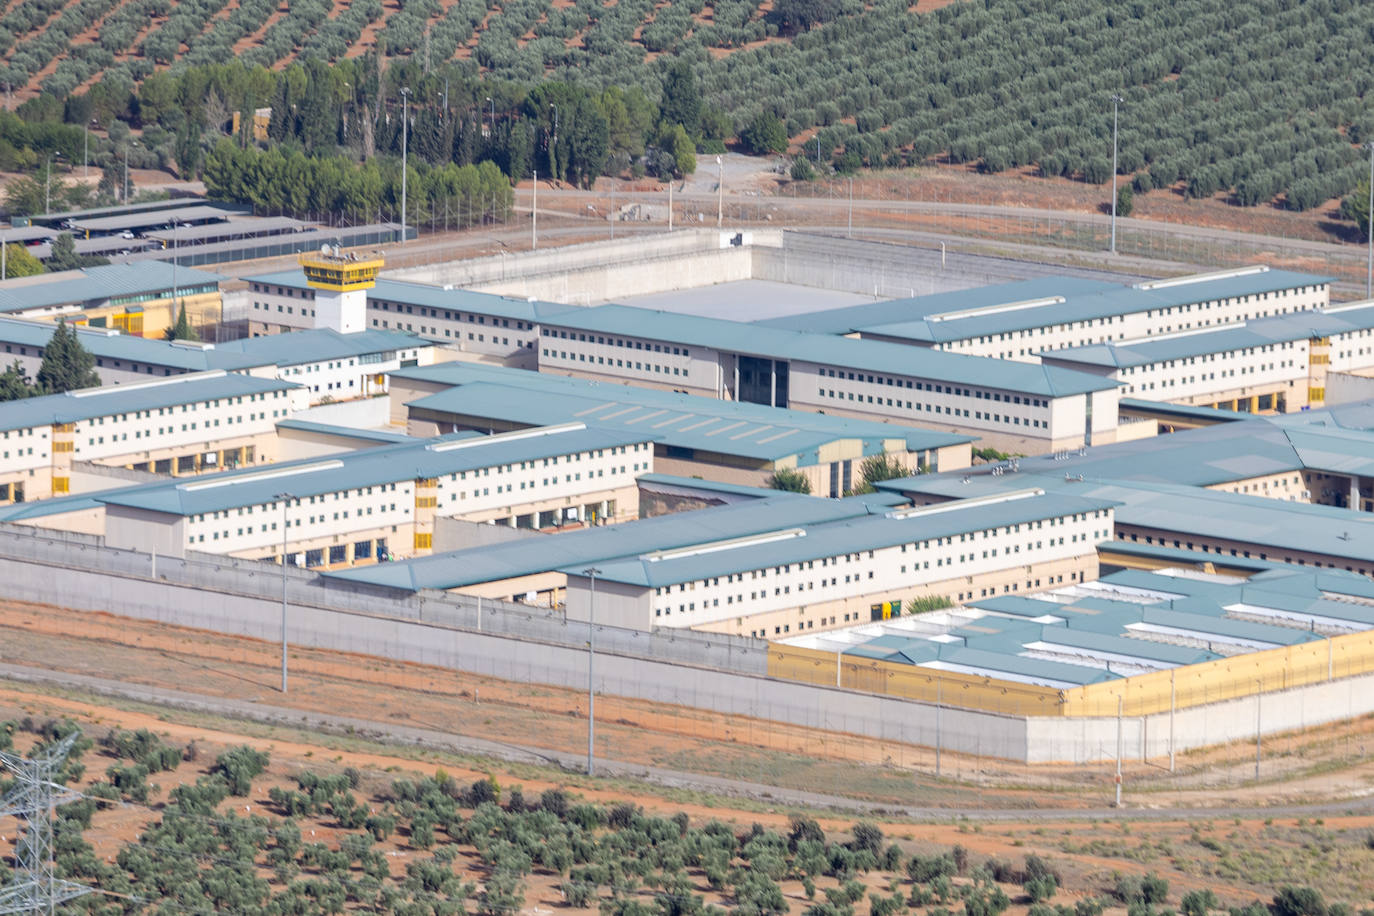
[246,281,538,359]
[1330,327,1374,373]
[571,508,1115,631]
[539,327,722,393]
[791,360,1071,442]
[929,281,1329,362]
[0,426,50,475]
[536,326,1110,447]
[368,297,536,359]
[0,338,199,386]
[185,482,412,555]
[246,282,317,330]
[432,441,651,516]
[167,438,652,557]
[1115,340,1307,401]
[73,387,307,463]
[278,345,432,400]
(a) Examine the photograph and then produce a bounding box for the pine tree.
[36,320,100,394]
[166,302,199,341]
[0,361,35,401]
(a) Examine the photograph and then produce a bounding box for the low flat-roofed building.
[780,564,1374,688]
[1041,304,1374,412]
[243,269,1121,452]
[0,318,438,402]
[243,269,567,361]
[211,328,439,402]
[69,204,234,238]
[764,266,1330,363]
[321,490,908,602]
[881,465,1374,576]
[0,261,223,337]
[0,316,262,385]
[392,361,973,494]
[907,401,1374,511]
[0,370,307,502]
[557,488,1115,637]
[92,423,653,564]
[537,304,1120,454]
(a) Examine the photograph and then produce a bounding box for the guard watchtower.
[298,246,384,333]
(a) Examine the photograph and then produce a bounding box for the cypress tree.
[166,302,199,341]
[36,320,100,394]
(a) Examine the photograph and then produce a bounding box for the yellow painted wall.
[768,628,1374,718]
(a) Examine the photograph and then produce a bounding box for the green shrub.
[213,745,269,796]
[908,854,957,884]
[1272,887,1327,916]
[1182,890,1218,916]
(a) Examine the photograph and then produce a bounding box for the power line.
[0,730,94,915]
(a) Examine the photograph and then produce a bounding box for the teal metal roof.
[637,473,808,501]
[883,403,1374,489]
[321,492,908,592]
[759,277,1117,335]
[884,470,1374,567]
[0,371,298,433]
[401,363,971,465]
[244,270,578,324]
[1043,306,1374,370]
[0,317,263,373]
[275,420,420,444]
[210,328,431,367]
[546,304,1116,397]
[777,267,1329,344]
[1118,398,1249,423]
[92,425,647,517]
[563,491,1118,588]
[0,262,224,313]
[798,563,1374,688]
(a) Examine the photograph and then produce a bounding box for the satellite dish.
[320,244,330,254]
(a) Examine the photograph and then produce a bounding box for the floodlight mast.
[1109,94,1124,255]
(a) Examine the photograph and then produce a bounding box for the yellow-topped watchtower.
[298,247,384,333]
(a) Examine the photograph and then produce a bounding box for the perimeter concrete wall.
[0,524,1370,764]
[385,230,1138,308]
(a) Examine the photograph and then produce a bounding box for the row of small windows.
[542,329,692,358]
[818,368,1049,408]
[651,514,1107,603]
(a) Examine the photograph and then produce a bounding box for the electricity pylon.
[0,730,93,915]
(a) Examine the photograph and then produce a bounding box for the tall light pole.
[123,141,137,203]
[486,96,495,136]
[83,119,95,180]
[549,104,559,181]
[170,220,183,327]
[583,566,601,776]
[848,176,854,238]
[399,87,410,243]
[1109,94,1123,254]
[1366,141,1373,299]
[44,153,60,214]
[277,493,293,693]
[716,155,723,227]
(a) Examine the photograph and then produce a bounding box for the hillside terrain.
[5,0,1374,219]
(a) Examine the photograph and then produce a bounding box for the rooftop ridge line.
[68,369,228,399]
[1134,265,1268,291]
